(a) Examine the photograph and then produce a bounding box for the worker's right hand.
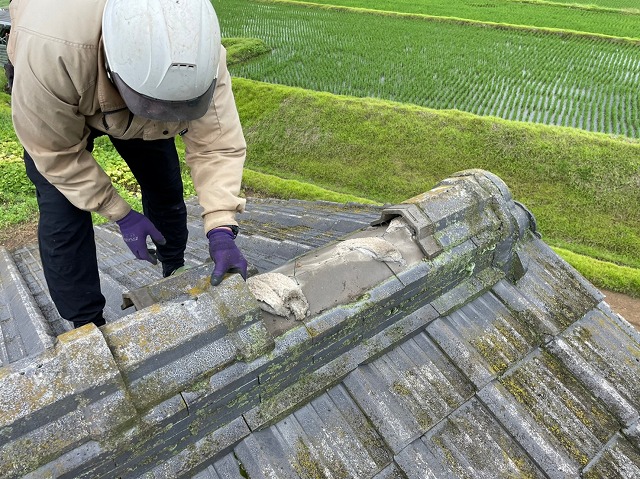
[207,228,248,286]
[116,210,166,264]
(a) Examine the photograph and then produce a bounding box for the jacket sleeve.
[9,35,131,222]
[182,46,247,234]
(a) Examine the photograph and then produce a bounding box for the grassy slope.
[0,37,638,296]
[235,79,640,261]
[232,78,640,296]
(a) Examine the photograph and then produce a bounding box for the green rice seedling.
[216,0,640,137]
[289,0,640,39]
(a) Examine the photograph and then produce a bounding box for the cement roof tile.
[272,384,391,477]
[551,307,640,426]
[342,331,474,454]
[371,463,408,479]
[497,348,620,470]
[478,380,580,478]
[582,434,640,479]
[394,435,448,478]
[0,302,27,365]
[427,290,539,387]
[234,427,308,479]
[3,176,640,476]
[418,397,546,478]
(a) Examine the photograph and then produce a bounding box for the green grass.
[0,90,38,228]
[241,169,377,203]
[286,0,640,39]
[215,0,640,138]
[1,40,639,297]
[232,78,640,262]
[224,38,271,66]
[552,247,640,297]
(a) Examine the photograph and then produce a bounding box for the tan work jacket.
[8,0,246,233]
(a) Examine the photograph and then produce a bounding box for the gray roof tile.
[511,241,602,332]
[417,397,546,478]
[427,289,539,388]
[237,384,391,478]
[492,347,621,472]
[582,434,640,479]
[562,308,640,411]
[478,381,580,478]
[2,170,640,477]
[192,454,246,478]
[343,332,474,454]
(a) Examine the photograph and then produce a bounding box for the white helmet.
[102,0,221,121]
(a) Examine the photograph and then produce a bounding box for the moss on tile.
[469,311,533,375]
[495,433,541,479]
[391,380,412,397]
[431,435,470,478]
[293,436,352,479]
[183,377,210,395]
[471,331,510,375]
[500,351,619,468]
[236,322,274,361]
[574,325,593,345]
[582,438,640,479]
[339,409,391,468]
[187,277,212,298]
[293,439,327,479]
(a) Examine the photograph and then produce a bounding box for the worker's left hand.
[116,210,166,264]
[207,227,248,286]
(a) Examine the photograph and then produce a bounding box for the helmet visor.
[112,72,216,122]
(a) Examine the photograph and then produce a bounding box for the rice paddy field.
[292,0,640,39]
[214,0,640,138]
[0,0,638,295]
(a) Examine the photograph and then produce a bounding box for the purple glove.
[207,228,248,286]
[116,210,166,264]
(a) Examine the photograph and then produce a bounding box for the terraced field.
[215,0,640,137]
[293,0,640,39]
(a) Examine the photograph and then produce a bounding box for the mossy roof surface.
[3,191,640,477]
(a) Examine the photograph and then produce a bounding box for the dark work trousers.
[23,129,188,328]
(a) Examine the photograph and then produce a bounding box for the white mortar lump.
[247,236,406,322]
[247,273,310,321]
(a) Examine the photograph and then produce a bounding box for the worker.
[7,0,248,329]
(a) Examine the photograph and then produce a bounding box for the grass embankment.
[1,43,638,297]
[231,77,640,297]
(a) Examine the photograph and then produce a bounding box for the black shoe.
[73,317,106,329]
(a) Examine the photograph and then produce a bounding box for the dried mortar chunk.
[385,217,411,234]
[335,237,405,265]
[247,273,309,321]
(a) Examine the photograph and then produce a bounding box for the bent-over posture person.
[8,0,248,328]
